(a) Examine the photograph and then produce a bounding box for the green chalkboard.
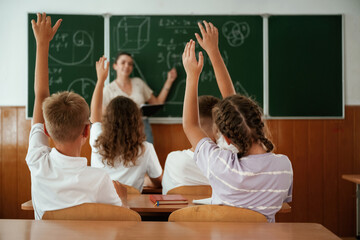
[268,15,343,117]
[27,14,104,118]
[110,15,263,117]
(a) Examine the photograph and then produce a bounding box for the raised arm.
[31,13,61,125]
[147,68,177,104]
[182,40,207,148]
[195,21,235,98]
[90,56,110,123]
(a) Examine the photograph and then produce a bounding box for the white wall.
[0,0,359,106]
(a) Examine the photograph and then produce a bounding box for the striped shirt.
[194,137,293,222]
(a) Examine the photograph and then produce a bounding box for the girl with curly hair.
[89,56,163,192]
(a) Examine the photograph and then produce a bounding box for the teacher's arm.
[147,68,177,104]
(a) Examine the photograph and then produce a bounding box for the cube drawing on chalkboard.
[116,17,150,51]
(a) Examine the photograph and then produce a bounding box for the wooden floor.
[0,106,360,238]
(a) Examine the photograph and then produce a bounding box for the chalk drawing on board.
[166,79,186,105]
[115,17,150,52]
[234,81,249,97]
[166,51,182,69]
[49,31,94,66]
[132,59,147,83]
[67,78,95,100]
[222,21,250,47]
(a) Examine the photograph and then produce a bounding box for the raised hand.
[195,21,219,55]
[96,56,110,82]
[31,13,62,45]
[182,39,204,79]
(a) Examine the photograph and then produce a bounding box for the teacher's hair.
[114,52,133,63]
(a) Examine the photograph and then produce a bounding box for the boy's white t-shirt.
[25,124,122,220]
[162,149,210,194]
[90,122,162,192]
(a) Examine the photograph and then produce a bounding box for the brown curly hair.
[212,94,274,158]
[94,96,146,167]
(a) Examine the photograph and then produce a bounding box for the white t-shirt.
[25,124,122,220]
[90,122,162,192]
[162,149,210,194]
[103,77,153,108]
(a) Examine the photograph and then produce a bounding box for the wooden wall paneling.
[80,138,91,166]
[0,108,2,218]
[338,107,356,236]
[266,120,279,151]
[291,120,309,222]
[307,120,324,224]
[274,120,295,222]
[323,119,340,234]
[17,108,33,219]
[1,108,18,218]
[354,107,360,172]
[152,124,190,168]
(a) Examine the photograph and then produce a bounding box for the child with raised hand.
[182,21,293,222]
[26,13,125,220]
[90,56,163,192]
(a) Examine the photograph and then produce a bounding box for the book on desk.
[150,195,188,206]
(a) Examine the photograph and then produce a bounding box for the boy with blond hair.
[26,13,126,220]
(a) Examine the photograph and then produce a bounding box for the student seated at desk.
[162,95,238,194]
[26,13,126,220]
[181,21,293,222]
[90,56,163,192]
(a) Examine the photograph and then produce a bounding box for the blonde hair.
[94,96,145,167]
[43,91,89,143]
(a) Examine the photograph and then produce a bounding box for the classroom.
[0,0,359,239]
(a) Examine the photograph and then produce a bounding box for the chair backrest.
[168,205,267,222]
[167,185,212,197]
[42,203,141,221]
[125,184,141,195]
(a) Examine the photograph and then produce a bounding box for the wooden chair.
[42,203,141,221]
[124,184,141,195]
[167,185,212,197]
[168,205,267,222]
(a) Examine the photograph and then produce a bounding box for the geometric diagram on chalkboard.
[115,17,150,52]
[234,81,249,97]
[222,21,250,47]
[49,30,94,66]
[67,78,95,101]
[167,79,186,105]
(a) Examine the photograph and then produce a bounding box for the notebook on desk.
[150,195,188,205]
[192,197,212,205]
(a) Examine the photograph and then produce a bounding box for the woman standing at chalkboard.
[103,52,177,143]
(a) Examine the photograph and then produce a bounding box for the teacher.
[103,52,177,143]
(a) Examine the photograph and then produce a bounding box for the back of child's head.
[43,91,89,143]
[95,96,145,167]
[198,95,219,140]
[212,94,274,157]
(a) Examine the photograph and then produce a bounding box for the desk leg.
[357,184,360,239]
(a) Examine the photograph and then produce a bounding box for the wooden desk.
[0,220,340,240]
[22,195,291,214]
[342,174,360,238]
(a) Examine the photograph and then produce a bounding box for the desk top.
[0,220,340,240]
[342,174,360,184]
[22,195,291,213]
